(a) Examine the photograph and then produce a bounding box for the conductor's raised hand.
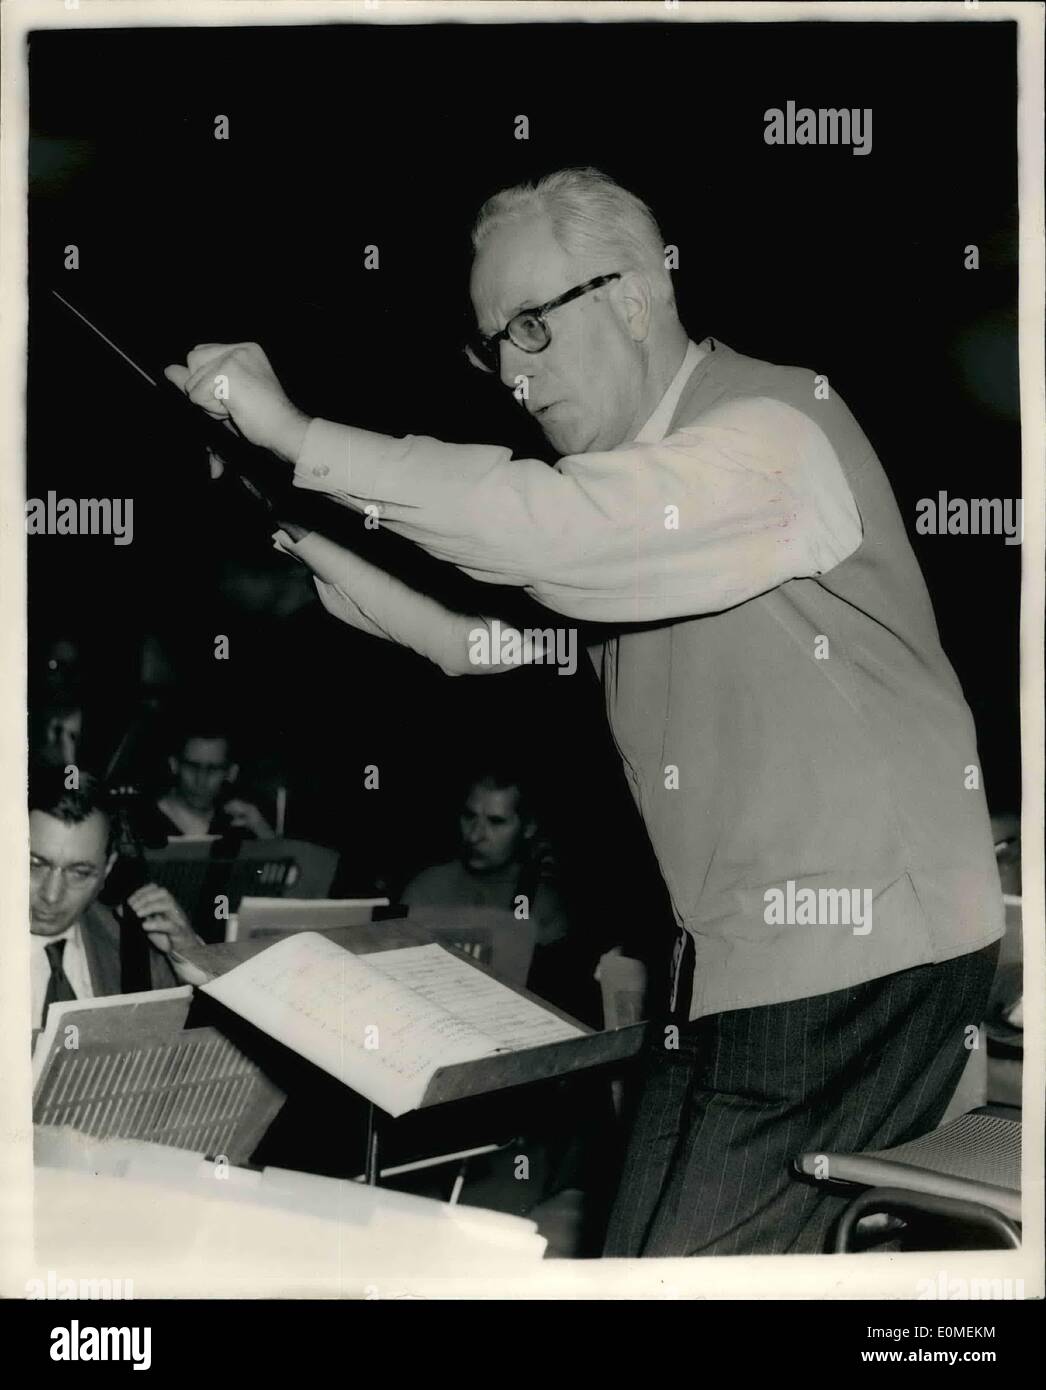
[164,342,312,464]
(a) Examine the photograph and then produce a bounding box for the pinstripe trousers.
[603,942,1000,1256]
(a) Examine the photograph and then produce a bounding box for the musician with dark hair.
[28,766,201,1031]
[401,767,569,944]
[130,714,275,846]
[399,766,599,1021]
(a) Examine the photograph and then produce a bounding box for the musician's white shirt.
[30,922,94,1030]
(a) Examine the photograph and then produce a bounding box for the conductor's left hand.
[164,342,312,464]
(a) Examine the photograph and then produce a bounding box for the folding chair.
[795,1106,1022,1251]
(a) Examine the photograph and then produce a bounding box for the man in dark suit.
[29,767,201,1030]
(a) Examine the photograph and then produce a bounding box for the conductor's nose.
[499,342,534,395]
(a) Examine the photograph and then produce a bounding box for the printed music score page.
[372,943,584,1052]
[200,933,582,1117]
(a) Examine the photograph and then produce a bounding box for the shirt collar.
[633,339,706,445]
[31,921,81,951]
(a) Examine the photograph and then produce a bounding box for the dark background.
[26,18,1021,967]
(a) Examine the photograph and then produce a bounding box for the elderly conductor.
[167,168,1004,1255]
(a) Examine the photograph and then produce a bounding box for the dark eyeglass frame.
[466,272,622,374]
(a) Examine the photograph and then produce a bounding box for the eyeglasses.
[465,273,622,375]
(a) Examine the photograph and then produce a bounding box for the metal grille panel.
[33,1031,263,1157]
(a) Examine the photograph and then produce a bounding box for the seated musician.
[29,767,202,1032]
[29,686,84,771]
[131,714,275,847]
[401,767,595,1019]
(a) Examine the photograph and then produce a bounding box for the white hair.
[470,167,676,306]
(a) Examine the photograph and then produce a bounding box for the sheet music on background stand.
[230,896,392,941]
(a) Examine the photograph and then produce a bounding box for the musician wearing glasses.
[167,167,1004,1257]
[29,767,202,1033]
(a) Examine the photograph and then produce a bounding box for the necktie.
[42,939,77,1025]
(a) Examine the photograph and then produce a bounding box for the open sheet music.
[200,933,584,1117]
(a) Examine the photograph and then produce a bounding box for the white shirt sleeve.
[273,529,544,677]
[291,396,863,623]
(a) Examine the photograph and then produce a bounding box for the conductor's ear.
[616,270,653,344]
[226,762,240,785]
